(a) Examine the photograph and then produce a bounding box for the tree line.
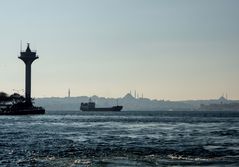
[0,92,25,105]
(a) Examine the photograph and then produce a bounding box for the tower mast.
[18,43,38,105]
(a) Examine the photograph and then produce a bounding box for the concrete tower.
[18,43,38,105]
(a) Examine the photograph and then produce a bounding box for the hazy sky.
[0,0,239,100]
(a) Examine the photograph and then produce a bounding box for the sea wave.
[0,111,239,166]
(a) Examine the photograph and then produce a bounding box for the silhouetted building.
[19,43,38,105]
[0,43,45,115]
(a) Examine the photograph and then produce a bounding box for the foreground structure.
[19,43,38,105]
[0,43,45,115]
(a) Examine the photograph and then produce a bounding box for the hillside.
[34,94,239,111]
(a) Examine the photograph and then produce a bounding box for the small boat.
[80,98,123,112]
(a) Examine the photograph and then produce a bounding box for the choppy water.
[0,110,239,167]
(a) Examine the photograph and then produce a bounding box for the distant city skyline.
[1,0,239,100]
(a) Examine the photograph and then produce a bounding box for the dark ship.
[80,99,123,111]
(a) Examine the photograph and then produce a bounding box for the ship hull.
[81,106,123,112]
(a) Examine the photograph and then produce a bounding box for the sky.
[0,0,239,100]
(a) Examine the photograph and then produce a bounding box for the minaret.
[68,88,71,98]
[18,43,38,105]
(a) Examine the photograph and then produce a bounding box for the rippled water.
[0,111,239,166]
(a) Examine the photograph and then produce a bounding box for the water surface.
[0,111,238,166]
